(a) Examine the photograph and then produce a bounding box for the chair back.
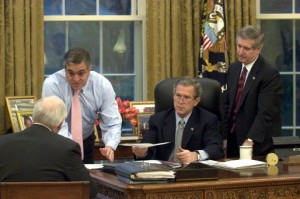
[0,181,90,199]
[154,77,223,120]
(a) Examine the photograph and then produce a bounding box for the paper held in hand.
[119,142,170,148]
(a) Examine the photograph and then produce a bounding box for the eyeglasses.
[174,93,195,103]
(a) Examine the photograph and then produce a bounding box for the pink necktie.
[71,91,84,159]
[230,66,248,133]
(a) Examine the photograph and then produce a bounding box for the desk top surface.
[90,162,300,190]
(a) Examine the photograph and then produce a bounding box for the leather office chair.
[154,77,223,121]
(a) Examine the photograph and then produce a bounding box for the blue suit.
[139,107,224,161]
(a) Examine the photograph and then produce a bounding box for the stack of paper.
[115,160,175,184]
[201,159,268,169]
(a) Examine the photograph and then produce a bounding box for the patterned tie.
[71,91,84,159]
[173,119,185,162]
[230,66,248,133]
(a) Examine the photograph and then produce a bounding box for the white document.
[201,159,268,169]
[119,142,170,148]
[85,164,103,170]
[134,171,175,179]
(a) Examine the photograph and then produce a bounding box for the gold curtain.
[0,0,44,135]
[225,0,256,63]
[147,0,201,100]
[146,0,256,100]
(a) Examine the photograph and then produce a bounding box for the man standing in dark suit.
[0,96,97,198]
[224,25,283,158]
[132,77,224,164]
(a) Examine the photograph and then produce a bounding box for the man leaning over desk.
[42,47,122,163]
[132,77,224,164]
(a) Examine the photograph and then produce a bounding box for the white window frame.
[43,0,147,100]
[257,0,300,136]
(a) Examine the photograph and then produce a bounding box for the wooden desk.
[90,162,300,199]
[94,143,134,160]
[93,126,138,161]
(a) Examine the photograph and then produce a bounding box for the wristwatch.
[195,151,201,161]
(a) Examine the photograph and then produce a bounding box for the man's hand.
[175,147,197,164]
[242,139,254,147]
[99,146,114,162]
[132,146,148,158]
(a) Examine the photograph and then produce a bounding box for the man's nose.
[73,74,81,81]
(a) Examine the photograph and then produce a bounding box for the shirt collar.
[175,112,192,125]
[243,57,257,72]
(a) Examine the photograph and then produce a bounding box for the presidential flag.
[199,0,227,95]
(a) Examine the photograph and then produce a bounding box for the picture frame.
[5,96,37,132]
[130,101,155,114]
[137,113,153,138]
[16,111,33,130]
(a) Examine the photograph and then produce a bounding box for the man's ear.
[52,122,63,133]
[194,97,201,106]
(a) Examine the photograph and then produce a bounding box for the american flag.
[203,34,213,50]
[199,0,227,100]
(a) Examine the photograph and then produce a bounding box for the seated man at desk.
[132,77,224,164]
[0,96,97,198]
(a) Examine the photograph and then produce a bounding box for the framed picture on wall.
[5,96,36,132]
[130,101,155,114]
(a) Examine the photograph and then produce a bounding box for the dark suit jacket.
[139,107,224,161]
[0,124,97,198]
[224,55,283,155]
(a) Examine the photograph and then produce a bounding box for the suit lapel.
[162,113,176,143]
[238,56,261,109]
[181,110,199,148]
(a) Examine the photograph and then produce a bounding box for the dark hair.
[63,47,91,68]
[236,25,264,49]
[173,76,202,98]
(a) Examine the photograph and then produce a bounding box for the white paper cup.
[239,146,252,160]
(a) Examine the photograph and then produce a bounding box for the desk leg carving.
[147,192,203,199]
[215,184,300,199]
[205,191,215,199]
[97,184,125,199]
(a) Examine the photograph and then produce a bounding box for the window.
[44,0,146,102]
[257,0,300,136]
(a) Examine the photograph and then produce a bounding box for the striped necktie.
[230,66,248,133]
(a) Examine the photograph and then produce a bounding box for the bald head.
[32,96,67,133]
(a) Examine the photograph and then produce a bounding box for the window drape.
[225,0,256,63]
[0,0,256,134]
[0,0,44,135]
[146,0,201,100]
[146,0,256,100]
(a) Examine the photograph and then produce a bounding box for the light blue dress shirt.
[42,69,122,150]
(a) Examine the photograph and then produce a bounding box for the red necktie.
[71,91,84,159]
[230,66,248,133]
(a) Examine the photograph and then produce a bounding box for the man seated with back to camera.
[0,96,97,198]
[132,77,224,164]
